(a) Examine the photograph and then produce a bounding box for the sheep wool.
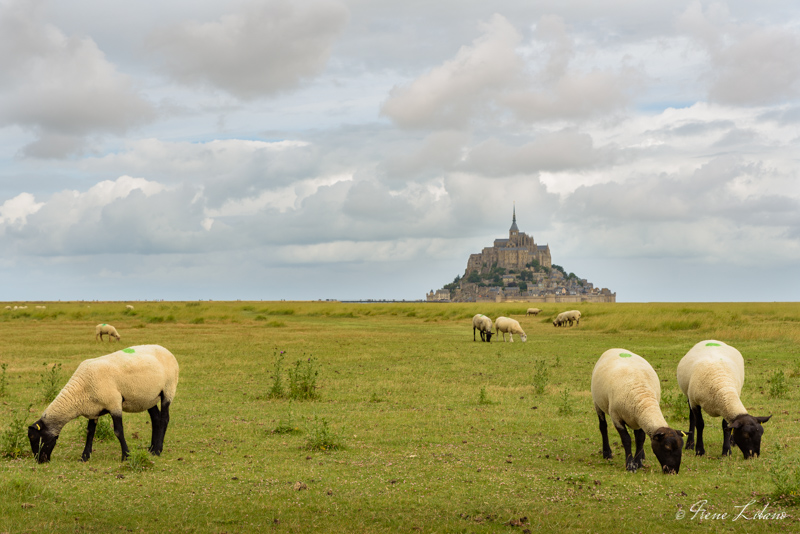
[591,348,684,473]
[494,317,527,342]
[677,340,771,459]
[28,344,179,463]
[526,308,541,316]
[95,323,121,342]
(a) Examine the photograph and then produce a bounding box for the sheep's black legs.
[149,399,171,455]
[597,411,613,460]
[112,414,129,461]
[615,425,637,471]
[82,418,97,461]
[692,405,705,456]
[633,428,646,468]
[721,419,733,456]
[685,399,696,450]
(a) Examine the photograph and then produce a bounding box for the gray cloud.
[150,0,349,100]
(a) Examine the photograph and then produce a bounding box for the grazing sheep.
[126,305,134,310]
[95,324,121,342]
[554,310,581,327]
[677,340,771,459]
[4,306,10,310]
[472,314,494,342]
[552,313,565,327]
[28,344,179,463]
[35,305,47,309]
[591,348,685,474]
[494,316,527,342]
[526,308,541,316]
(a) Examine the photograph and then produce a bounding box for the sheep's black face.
[485,332,493,342]
[28,420,58,463]
[651,428,684,474]
[731,414,771,459]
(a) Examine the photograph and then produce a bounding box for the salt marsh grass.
[0,300,798,532]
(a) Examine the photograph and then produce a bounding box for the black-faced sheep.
[28,344,179,463]
[494,317,527,342]
[677,340,771,459]
[472,314,494,342]
[591,348,685,474]
[95,323,121,342]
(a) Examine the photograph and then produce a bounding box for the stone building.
[465,206,551,276]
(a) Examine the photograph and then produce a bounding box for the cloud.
[0,0,155,158]
[0,192,43,226]
[150,0,349,99]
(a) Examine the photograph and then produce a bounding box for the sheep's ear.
[730,419,744,429]
[755,415,772,424]
[653,432,665,442]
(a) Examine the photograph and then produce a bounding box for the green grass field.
[1,301,799,532]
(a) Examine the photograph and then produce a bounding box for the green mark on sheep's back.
[122,348,135,354]
[619,353,632,358]
[706,342,721,347]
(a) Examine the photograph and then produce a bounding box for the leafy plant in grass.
[532,360,549,395]
[557,387,574,416]
[369,392,386,403]
[770,444,800,504]
[305,416,344,451]
[768,370,788,399]
[39,362,62,403]
[662,389,689,422]
[1,405,31,458]
[288,357,319,400]
[267,351,286,399]
[81,414,115,442]
[125,446,155,472]
[478,386,496,405]
[273,405,301,435]
[0,362,7,397]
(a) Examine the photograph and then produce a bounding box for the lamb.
[472,314,494,342]
[28,344,179,463]
[677,340,771,459]
[95,323,121,342]
[526,308,541,316]
[494,316,527,342]
[591,348,685,473]
[126,305,134,310]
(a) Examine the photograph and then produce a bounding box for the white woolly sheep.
[494,316,527,342]
[95,323,121,342]
[4,306,10,310]
[126,305,134,310]
[472,314,494,342]
[28,344,179,463]
[591,348,685,473]
[553,310,581,327]
[35,305,47,309]
[526,308,541,316]
[677,340,771,459]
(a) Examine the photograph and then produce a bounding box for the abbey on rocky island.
[427,207,616,303]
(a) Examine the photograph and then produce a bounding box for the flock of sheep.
[21,304,771,476]
[471,308,771,475]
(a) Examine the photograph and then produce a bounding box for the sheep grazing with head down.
[95,323,121,342]
[28,344,179,463]
[677,340,771,459]
[494,317,527,342]
[472,314,494,342]
[126,305,134,311]
[526,308,541,316]
[554,310,581,327]
[591,348,685,474]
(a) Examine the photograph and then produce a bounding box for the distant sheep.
[35,305,47,309]
[472,314,494,342]
[677,340,771,459]
[95,324,121,342]
[553,310,581,327]
[4,306,10,310]
[28,344,179,463]
[126,305,134,310]
[526,308,541,316]
[494,317,527,342]
[591,348,685,474]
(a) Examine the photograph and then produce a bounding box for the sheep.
[4,306,10,310]
[28,344,179,463]
[472,314,494,342]
[526,308,541,316]
[126,305,134,310]
[35,305,47,309]
[95,323,121,342]
[591,348,685,474]
[677,340,771,459]
[494,316,527,342]
[553,310,581,327]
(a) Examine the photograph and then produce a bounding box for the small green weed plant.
[39,363,62,403]
[305,416,343,451]
[1,406,30,459]
[532,360,549,395]
[768,370,789,399]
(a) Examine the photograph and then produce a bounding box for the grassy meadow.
[1,300,800,533]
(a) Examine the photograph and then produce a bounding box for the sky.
[2,0,800,302]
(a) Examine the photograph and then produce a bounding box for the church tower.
[509,203,519,244]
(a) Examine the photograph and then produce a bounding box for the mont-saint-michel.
[427,208,616,303]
